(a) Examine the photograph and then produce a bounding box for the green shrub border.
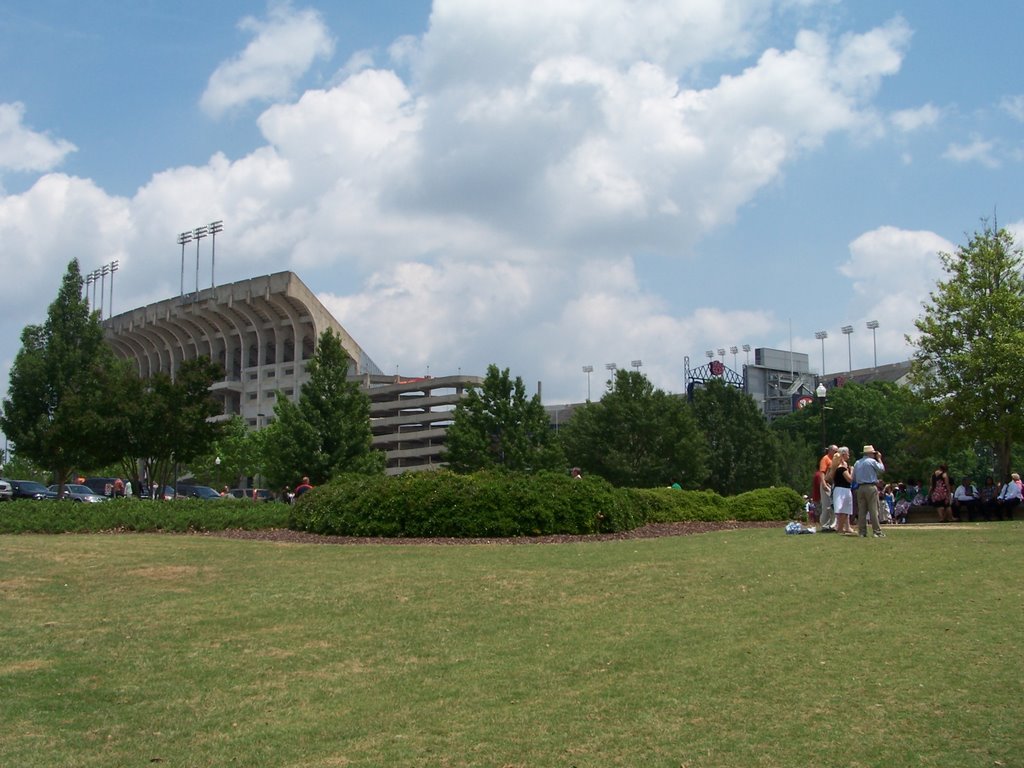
[0,498,290,535]
[0,474,801,537]
[289,471,802,538]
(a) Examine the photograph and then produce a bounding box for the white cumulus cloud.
[0,102,76,173]
[200,4,335,119]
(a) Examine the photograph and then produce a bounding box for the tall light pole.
[730,346,738,370]
[208,220,223,290]
[192,224,209,300]
[717,347,726,360]
[841,325,853,372]
[866,320,879,368]
[177,231,193,298]
[815,330,828,375]
[582,365,593,401]
[108,259,119,318]
[742,344,751,365]
[630,359,642,371]
[705,350,714,362]
[99,264,110,320]
[85,272,95,308]
[816,383,827,450]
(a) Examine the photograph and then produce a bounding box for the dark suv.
[7,480,58,500]
[176,484,222,500]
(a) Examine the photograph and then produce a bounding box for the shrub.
[726,486,804,521]
[290,470,642,538]
[0,498,290,534]
[628,488,731,522]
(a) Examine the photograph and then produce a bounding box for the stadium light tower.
[208,220,223,290]
[866,320,880,368]
[177,231,193,298]
[841,325,854,372]
[742,344,751,365]
[814,330,828,375]
[192,225,209,300]
[582,365,593,400]
[730,346,738,369]
[630,359,642,371]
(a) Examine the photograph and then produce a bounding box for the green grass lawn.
[1,524,1022,767]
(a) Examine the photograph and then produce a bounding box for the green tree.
[261,329,384,488]
[444,364,564,473]
[772,381,932,481]
[558,369,707,488]
[691,378,779,495]
[107,357,224,495]
[1,260,123,490]
[910,221,1024,480]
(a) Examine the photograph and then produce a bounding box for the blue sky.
[1,0,1022,407]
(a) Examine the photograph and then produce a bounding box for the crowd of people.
[807,447,1022,530]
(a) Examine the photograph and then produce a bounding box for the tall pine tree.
[1,260,122,489]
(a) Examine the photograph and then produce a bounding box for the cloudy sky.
[1,0,1022,407]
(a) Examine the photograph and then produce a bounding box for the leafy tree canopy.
[1,260,122,488]
[910,221,1024,480]
[261,329,383,488]
[444,364,564,473]
[559,369,707,488]
[691,378,779,495]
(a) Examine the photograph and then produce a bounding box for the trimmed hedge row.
[0,475,802,537]
[289,471,642,537]
[0,498,290,535]
[289,471,803,538]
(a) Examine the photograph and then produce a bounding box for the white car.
[0,479,11,501]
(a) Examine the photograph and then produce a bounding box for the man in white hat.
[852,445,885,538]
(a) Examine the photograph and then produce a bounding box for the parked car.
[0,479,12,501]
[7,479,58,500]
[140,484,179,500]
[82,477,122,497]
[176,484,222,500]
[229,488,276,502]
[48,483,109,503]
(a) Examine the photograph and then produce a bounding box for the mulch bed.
[197,520,783,546]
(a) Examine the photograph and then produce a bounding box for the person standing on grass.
[853,446,886,538]
[818,445,838,532]
[826,447,855,535]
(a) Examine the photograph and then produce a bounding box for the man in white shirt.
[996,473,1022,520]
[952,477,978,521]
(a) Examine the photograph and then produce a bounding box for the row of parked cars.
[0,477,277,502]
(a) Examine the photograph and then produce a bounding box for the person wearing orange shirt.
[818,445,838,532]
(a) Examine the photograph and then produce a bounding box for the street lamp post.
[582,365,593,401]
[815,330,828,375]
[841,325,853,372]
[866,320,879,368]
[816,383,827,450]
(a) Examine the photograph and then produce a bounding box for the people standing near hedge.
[818,445,838,532]
[852,446,885,538]
[294,476,314,498]
[826,447,855,535]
